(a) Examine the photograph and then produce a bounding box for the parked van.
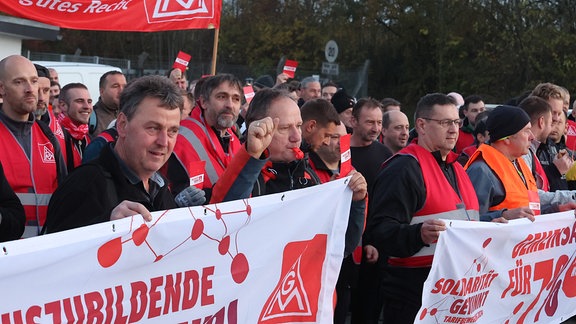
[33,61,122,102]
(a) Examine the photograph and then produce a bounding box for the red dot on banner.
[191,219,204,240]
[231,253,249,284]
[215,209,222,220]
[219,235,230,255]
[246,205,252,216]
[430,308,437,316]
[513,302,524,314]
[132,224,149,246]
[483,237,492,248]
[419,308,428,320]
[154,255,163,262]
[97,237,123,268]
[477,263,481,272]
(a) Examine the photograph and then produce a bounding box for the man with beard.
[381,110,410,154]
[0,55,67,237]
[34,64,66,146]
[57,83,93,171]
[167,74,244,201]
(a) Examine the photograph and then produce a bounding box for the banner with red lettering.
[417,212,576,324]
[0,0,222,31]
[0,179,352,323]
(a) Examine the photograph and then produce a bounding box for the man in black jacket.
[44,75,186,233]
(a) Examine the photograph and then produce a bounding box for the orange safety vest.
[466,144,540,215]
[388,144,480,268]
[172,108,242,189]
[0,122,59,236]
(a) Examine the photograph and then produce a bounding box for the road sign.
[325,40,339,63]
[322,62,339,76]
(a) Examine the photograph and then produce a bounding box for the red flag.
[282,60,298,78]
[338,134,353,178]
[566,120,576,151]
[0,0,222,32]
[173,51,192,72]
[243,85,255,104]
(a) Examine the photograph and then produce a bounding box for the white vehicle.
[33,61,122,102]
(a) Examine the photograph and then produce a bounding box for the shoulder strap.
[35,120,68,185]
[303,156,321,185]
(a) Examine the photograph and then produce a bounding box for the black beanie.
[34,64,50,79]
[253,75,274,89]
[331,89,355,114]
[486,105,530,143]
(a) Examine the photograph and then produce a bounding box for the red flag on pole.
[0,0,222,31]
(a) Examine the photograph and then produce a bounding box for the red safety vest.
[388,144,480,268]
[172,108,242,189]
[0,121,59,236]
[455,129,474,154]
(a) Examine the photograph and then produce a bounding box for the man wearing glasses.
[363,93,480,324]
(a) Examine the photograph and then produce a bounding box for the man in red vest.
[166,74,244,202]
[0,55,66,237]
[364,93,480,324]
[57,83,93,171]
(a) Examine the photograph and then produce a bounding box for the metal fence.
[25,51,368,98]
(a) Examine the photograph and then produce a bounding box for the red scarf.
[58,114,89,140]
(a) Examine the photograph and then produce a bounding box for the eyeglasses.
[421,118,463,128]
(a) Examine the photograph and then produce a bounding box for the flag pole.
[211,28,219,75]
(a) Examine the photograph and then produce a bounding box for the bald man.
[381,110,410,154]
[0,55,66,237]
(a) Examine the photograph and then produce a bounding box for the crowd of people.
[1,54,576,323]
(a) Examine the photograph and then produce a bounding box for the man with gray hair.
[44,75,184,233]
[297,76,321,107]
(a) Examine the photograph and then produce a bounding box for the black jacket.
[43,144,176,233]
[0,162,25,241]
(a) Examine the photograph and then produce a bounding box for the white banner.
[418,212,576,324]
[0,179,352,323]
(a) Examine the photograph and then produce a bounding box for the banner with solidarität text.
[0,178,352,323]
[417,212,576,324]
[0,0,222,31]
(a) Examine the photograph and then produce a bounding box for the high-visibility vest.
[388,144,480,268]
[0,121,59,237]
[466,144,540,215]
[172,108,241,188]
